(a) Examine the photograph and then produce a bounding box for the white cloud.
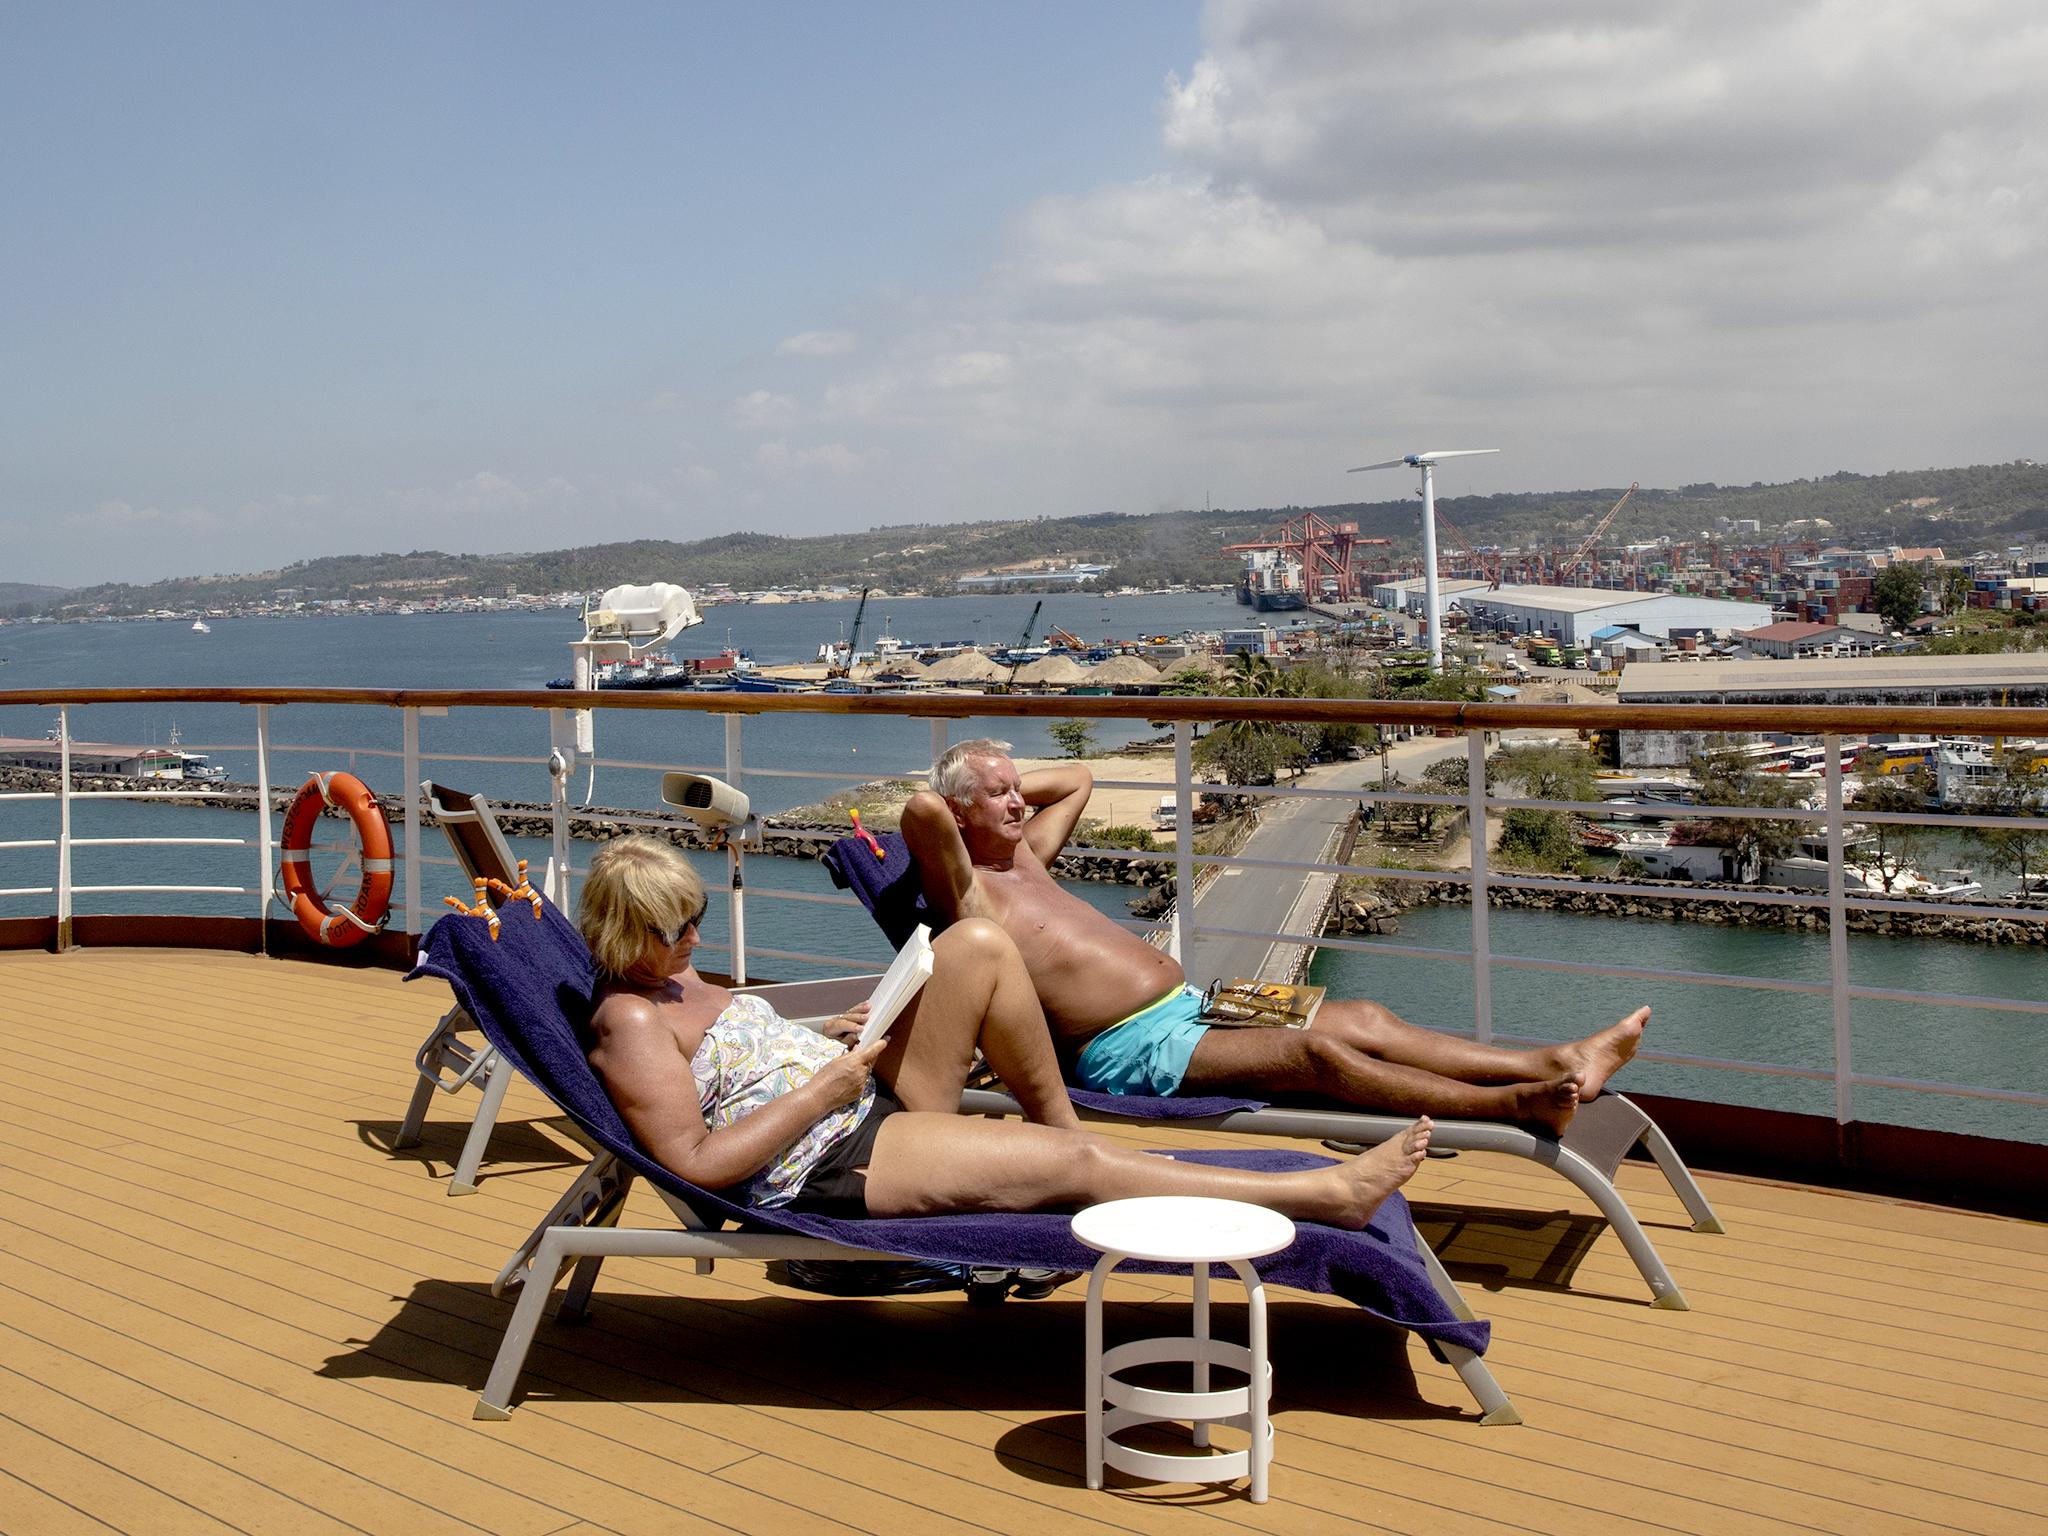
[794,0,2048,506]
[632,390,694,415]
[778,330,858,357]
[734,389,798,428]
[66,499,223,532]
[754,440,887,478]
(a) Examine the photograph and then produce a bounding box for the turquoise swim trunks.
[1073,985,1209,1096]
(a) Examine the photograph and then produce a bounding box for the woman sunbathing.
[578,835,1431,1227]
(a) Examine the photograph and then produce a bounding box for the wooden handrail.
[4,685,2047,738]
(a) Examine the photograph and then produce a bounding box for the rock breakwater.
[1328,876,2047,947]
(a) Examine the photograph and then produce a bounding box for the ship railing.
[2,687,2046,1136]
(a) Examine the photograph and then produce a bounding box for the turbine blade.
[1346,459,1411,473]
[1416,448,1500,461]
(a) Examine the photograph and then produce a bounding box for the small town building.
[1735,621,1881,659]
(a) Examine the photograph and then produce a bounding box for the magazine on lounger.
[856,923,936,1048]
[1198,978,1326,1030]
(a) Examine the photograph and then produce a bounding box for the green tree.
[1941,565,1972,616]
[1193,722,1302,786]
[1411,756,1471,839]
[1968,748,2048,892]
[1191,648,1309,785]
[1873,562,1927,631]
[1047,719,1096,759]
[1495,808,1586,872]
[1493,743,1597,803]
[1849,762,1936,893]
[1488,743,1596,872]
[1691,745,1811,868]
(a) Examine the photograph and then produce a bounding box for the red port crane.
[1553,483,1639,585]
[1222,511,1391,602]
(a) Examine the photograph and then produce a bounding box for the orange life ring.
[278,771,393,947]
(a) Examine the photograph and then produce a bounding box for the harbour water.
[4,596,2042,1145]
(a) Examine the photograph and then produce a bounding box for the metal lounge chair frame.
[393,780,524,1194]
[958,1086,1719,1310]
[472,1143,1511,1427]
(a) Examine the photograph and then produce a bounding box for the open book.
[1199,978,1326,1030]
[856,923,936,1048]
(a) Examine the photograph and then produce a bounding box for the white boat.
[191,619,211,633]
[165,726,229,782]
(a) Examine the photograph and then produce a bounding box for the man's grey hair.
[930,738,1013,801]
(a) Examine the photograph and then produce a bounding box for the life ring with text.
[278,772,393,947]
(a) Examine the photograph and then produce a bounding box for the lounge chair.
[409,894,1520,1426]
[823,832,1723,1310]
[392,781,526,1194]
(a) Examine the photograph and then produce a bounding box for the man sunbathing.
[578,834,1430,1227]
[900,739,1649,1134]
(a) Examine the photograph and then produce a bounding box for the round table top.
[1070,1196,1297,1265]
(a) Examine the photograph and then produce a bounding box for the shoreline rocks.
[1329,875,2047,947]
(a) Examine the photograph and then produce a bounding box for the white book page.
[857,924,935,1048]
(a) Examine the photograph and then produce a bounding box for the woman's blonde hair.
[577,835,706,979]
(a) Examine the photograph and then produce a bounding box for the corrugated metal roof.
[1619,652,2048,697]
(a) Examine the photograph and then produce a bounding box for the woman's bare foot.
[1557,1008,1650,1099]
[1509,1075,1581,1135]
[1322,1117,1432,1229]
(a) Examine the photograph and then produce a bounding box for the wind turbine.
[1349,449,1498,670]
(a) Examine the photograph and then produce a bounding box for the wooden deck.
[2,946,2044,1536]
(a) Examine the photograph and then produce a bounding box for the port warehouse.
[1613,653,2048,765]
[1370,578,1772,644]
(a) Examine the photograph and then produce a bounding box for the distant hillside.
[1,581,71,617]
[26,460,2048,616]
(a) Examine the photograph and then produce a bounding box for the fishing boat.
[191,618,212,633]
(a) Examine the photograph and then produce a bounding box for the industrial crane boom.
[826,586,871,678]
[1556,483,1638,585]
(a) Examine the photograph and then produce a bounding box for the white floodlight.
[1349,449,1498,670]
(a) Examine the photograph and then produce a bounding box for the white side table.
[1071,1195,1296,1504]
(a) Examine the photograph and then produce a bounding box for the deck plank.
[4,946,2045,1536]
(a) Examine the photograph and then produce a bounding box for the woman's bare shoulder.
[590,985,668,1038]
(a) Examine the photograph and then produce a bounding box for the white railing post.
[930,718,948,768]
[725,714,747,986]
[547,710,574,909]
[1172,722,1195,967]
[401,707,423,938]
[255,703,275,951]
[1467,728,1493,1043]
[55,705,73,950]
[1824,736,1853,1125]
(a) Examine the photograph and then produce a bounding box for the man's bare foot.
[1324,1117,1432,1229]
[1510,1075,1580,1136]
[1558,1007,1650,1099]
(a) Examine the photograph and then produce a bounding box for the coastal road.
[1186,731,1467,986]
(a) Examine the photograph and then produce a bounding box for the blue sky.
[5,2,2044,586]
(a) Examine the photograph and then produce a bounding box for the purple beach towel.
[409,896,1488,1357]
[820,830,934,950]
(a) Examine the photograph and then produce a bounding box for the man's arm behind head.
[900,790,975,921]
[1019,762,1091,866]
